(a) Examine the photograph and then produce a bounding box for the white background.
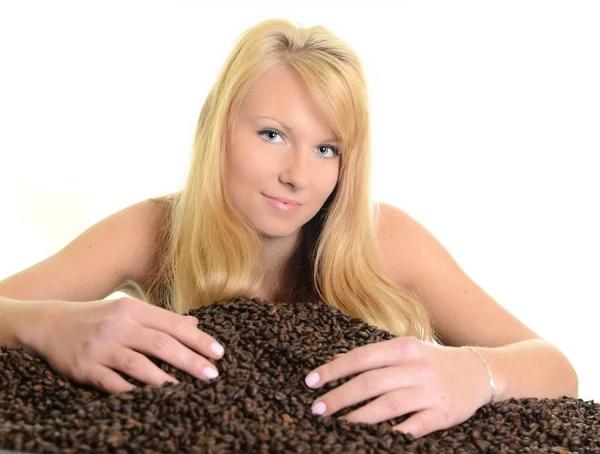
[1,2,598,400]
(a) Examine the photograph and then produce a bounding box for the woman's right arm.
[0,198,159,348]
[0,198,225,393]
[0,296,42,348]
[0,198,163,305]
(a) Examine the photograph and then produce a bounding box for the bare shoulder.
[375,201,458,289]
[374,201,422,287]
[374,201,540,347]
[0,193,177,303]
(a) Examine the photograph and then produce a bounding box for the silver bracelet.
[463,346,497,404]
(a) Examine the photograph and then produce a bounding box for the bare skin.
[1,63,573,428]
[0,65,345,392]
[225,65,342,298]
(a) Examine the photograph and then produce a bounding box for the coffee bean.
[1,297,599,453]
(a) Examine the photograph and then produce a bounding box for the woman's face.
[226,65,341,240]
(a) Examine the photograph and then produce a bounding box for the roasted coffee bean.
[1,297,599,453]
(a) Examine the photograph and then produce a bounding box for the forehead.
[239,66,334,134]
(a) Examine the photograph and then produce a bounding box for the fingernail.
[204,366,219,379]
[211,342,224,357]
[305,372,319,388]
[311,401,326,415]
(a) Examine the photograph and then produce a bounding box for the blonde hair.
[144,19,436,342]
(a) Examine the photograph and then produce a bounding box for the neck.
[257,231,300,299]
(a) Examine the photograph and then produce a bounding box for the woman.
[0,18,577,438]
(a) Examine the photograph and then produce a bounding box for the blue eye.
[257,128,341,159]
[259,129,283,142]
[317,144,340,158]
[258,129,283,143]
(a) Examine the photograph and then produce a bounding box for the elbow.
[551,342,579,399]
[567,364,579,399]
[561,352,579,399]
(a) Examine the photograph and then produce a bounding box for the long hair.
[143,19,436,342]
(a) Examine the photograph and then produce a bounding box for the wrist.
[8,300,52,354]
[463,345,506,405]
[475,346,507,402]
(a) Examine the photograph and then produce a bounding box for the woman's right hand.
[20,297,224,394]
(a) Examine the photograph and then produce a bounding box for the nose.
[279,150,310,190]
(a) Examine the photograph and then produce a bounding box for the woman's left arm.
[470,339,578,402]
[303,203,578,438]
[376,202,578,400]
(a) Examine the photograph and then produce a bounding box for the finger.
[85,364,136,394]
[391,408,449,439]
[118,298,225,360]
[306,337,422,389]
[336,386,427,425]
[310,365,419,418]
[185,315,200,326]
[104,346,180,388]
[120,323,220,381]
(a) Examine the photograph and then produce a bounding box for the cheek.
[320,169,339,197]
[227,143,258,181]
[225,147,252,201]
[230,134,272,172]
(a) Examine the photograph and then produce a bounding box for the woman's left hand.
[303,336,494,438]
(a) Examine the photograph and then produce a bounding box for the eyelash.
[257,128,340,158]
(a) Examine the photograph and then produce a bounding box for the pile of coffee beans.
[1,297,598,453]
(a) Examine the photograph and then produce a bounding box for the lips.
[263,194,301,205]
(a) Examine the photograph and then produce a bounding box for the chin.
[256,224,302,240]
[259,230,293,240]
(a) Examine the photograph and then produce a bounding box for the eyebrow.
[253,116,340,144]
